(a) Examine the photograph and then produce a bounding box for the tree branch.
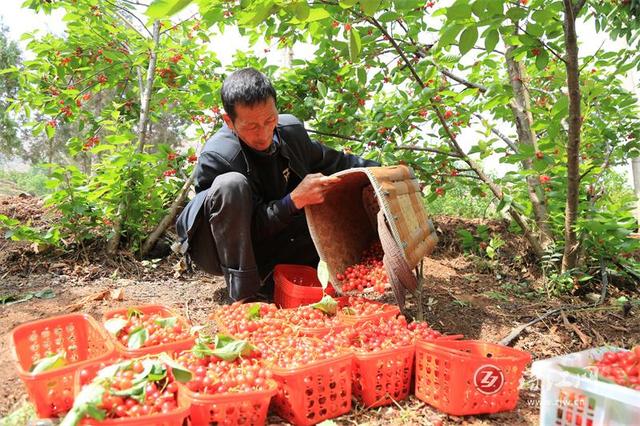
[396,145,461,157]
[305,128,362,142]
[472,113,519,153]
[516,23,566,64]
[440,69,487,93]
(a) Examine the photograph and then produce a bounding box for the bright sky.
[1,3,638,186]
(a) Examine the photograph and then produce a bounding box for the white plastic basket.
[531,346,640,426]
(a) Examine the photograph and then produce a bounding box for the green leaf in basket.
[212,339,256,361]
[127,327,148,349]
[317,260,330,291]
[146,362,168,382]
[103,317,128,335]
[155,316,177,328]
[312,294,338,315]
[110,380,146,401]
[132,359,157,384]
[246,304,261,320]
[558,364,617,384]
[97,360,131,380]
[193,340,215,359]
[127,307,143,318]
[159,353,193,383]
[60,382,106,426]
[341,306,357,316]
[30,350,67,373]
[214,334,235,348]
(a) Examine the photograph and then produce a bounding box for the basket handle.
[377,210,420,315]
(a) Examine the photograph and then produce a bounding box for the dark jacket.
[176,114,379,274]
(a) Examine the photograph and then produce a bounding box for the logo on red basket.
[473,365,504,395]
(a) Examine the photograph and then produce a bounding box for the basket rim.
[180,378,278,403]
[11,313,117,379]
[416,339,532,363]
[269,352,353,375]
[102,304,195,356]
[530,346,640,408]
[351,342,416,360]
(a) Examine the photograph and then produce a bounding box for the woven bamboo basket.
[306,165,438,311]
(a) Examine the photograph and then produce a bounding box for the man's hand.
[290,173,341,209]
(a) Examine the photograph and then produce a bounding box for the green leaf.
[214,334,235,348]
[305,7,331,22]
[349,28,362,62]
[111,381,146,399]
[339,0,359,7]
[486,0,504,16]
[60,383,106,426]
[146,0,192,18]
[155,317,177,328]
[211,340,256,361]
[439,24,463,48]
[127,328,148,349]
[246,304,261,320]
[317,260,330,291]
[447,2,472,20]
[45,123,55,139]
[485,29,499,52]
[97,361,130,380]
[292,2,310,20]
[459,26,478,56]
[317,81,327,97]
[357,67,367,85]
[192,340,215,358]
[127,308,143,318]
[558,365,617,384]
[506,6,527,21]
[312,294,338,315]
[535,49,549,70]
[158,353,192,383]
[359,0,382,15]
[30,351,66,373]
[104,318,128,335]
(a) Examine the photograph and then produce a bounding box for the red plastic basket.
[274,264,336,308]
[10,313,117,418]
[270,354,353,426]
[73,360,190,426]
[414,339,531,416]
[336,296,400,326]
[352,344,415,408]
[103,305,195,358]
[178,380,277,426]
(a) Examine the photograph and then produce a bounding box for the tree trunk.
[561,0,583,272]
[107,20,161,254]
[140,169,196,257]
[632,157,640,232]
[505,44,554,249]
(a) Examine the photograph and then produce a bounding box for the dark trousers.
[202,172,319,301]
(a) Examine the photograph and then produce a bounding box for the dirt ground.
[1,194,638,425]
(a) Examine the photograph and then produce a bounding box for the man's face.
[223,97,278,152]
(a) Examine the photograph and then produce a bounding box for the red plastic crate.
[274,264,336,308]
[178,380,277,426]
[415,339,531,416]
[10,313,117,418]
[352,344,415,408]
[270,353,353,426]
[336,296,400,326]
[103,305,195,358]
[73,360,190,426]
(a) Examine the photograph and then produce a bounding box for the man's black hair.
[221,68,277,121]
